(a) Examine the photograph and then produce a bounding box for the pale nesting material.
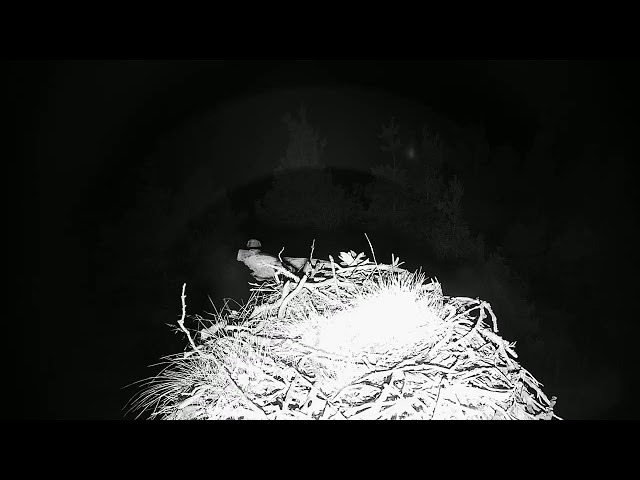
[315,282,438,354]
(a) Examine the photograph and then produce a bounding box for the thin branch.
[364,233,377,265]
[278,271,309,320]
[177,283,201,355]
[329,254,339,295]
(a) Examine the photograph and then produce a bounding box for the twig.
[364,233,378,265]
[302,238,317,278]
[304,283,345,305]
[329,255,339,295]
[278,272,309,320]
[440,302,492,354]
[175,285,269,418]
[207,354,269,420]
[483,301,499,333]
[286,360,345,419]
[177,283,201,355]
[431,375,445,420]
[302,278,355,290]
[271,264,300,282]
[273,280,292,314]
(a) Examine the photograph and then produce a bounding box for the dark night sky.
[11,60,639,420]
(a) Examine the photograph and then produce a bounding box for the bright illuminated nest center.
[311,282,440,355]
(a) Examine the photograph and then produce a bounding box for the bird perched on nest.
[237,239,295,282]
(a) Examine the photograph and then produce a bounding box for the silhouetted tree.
[467,125,490,176]
[411,124,446,208]
[256,105,358,231]
[277,104,326,171]
[378,117,404,224]
[521,127,557,214]
[424,175,484,261]
[365,118,484,261]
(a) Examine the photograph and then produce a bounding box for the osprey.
[236,239,295,282]
[237,239,325,282]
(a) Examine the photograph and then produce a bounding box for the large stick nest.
[128,247,559,420]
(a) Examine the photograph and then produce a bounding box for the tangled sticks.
[129,235,560,420]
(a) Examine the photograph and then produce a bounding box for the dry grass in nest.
[126,238,560,420]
